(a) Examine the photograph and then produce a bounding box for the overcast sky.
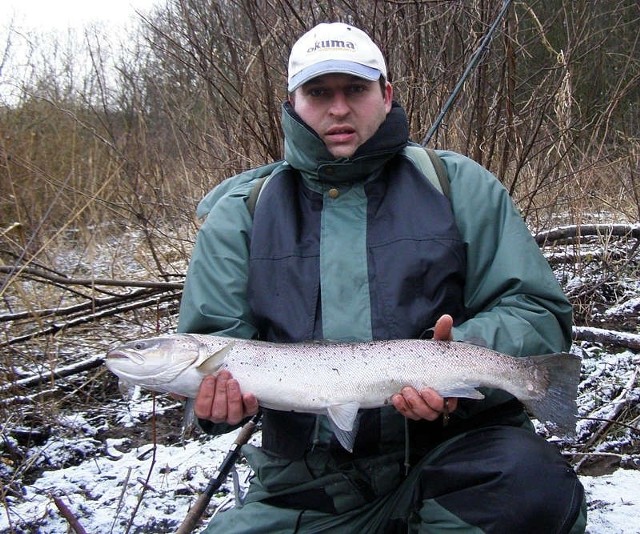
[1,0,160,104]
[3,0,158,31]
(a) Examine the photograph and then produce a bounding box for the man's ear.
[384,82,393,113]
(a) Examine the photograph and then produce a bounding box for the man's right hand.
[194,370,259,425]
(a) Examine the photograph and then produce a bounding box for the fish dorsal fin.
[196,340,235,374]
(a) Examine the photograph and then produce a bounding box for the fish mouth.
[106,350,145,365]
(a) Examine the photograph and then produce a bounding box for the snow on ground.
[1,409,639,533]
[582,470,640,534]
[1,425,256,533]
[2,228,638,532]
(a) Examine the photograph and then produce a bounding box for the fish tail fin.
[522,353,581,435]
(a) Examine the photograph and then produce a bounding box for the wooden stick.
[176,413,261,534]
[53,495,88,534]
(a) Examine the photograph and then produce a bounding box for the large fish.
[105,334,581,450]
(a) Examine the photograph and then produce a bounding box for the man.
[178,22,586,533]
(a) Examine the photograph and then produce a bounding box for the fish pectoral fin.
[196,341,235,374]
[118,379,139,399]
[181,398,197,439]
[326,402,360,432]
[437,385,485,400]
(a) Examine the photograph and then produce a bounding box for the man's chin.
[326,145,358,159]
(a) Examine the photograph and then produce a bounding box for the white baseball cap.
[287,23,387,92]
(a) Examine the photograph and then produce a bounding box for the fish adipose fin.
[522,353,581,435]
[326,402,361,452]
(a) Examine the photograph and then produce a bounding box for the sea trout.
[105,334,581,450]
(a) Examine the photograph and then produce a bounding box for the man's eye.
[308,88,327,97]
[348,85,366,95]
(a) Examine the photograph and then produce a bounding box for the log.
[0,355,105,394]
[573,326,640,351]
[535,223,640,246]
[0,265,184,290]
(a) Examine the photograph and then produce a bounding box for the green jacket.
[177,101,573,504]
[178,103,572,356]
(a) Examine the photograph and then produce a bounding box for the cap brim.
[288,60,382,92]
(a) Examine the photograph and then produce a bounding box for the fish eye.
[133,341,147,351]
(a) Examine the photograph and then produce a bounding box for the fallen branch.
[535,223,640,246]
[1,290,180,347]
[0,355,105,395]
[53,495,88,534]
[0,265,184,290]
[579,416,640,434]
[575,367,639,472]
[573,326,640,351]
[0,287,166,322]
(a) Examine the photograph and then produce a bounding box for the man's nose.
[328,92,350,116]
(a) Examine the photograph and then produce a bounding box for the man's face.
[290,74,393,159]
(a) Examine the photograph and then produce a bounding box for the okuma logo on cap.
[307,39,356,53]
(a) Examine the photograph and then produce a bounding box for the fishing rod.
[421,0,514,146]
[176,412,262,534]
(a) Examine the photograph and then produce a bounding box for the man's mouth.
[325,126,356,142]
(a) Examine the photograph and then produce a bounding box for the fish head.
[105,335,204,392]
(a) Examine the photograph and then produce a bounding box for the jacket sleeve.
[177,177,258,339]
[440,151,573,357]
[176,177,261,436]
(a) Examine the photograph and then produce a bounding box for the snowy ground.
[1,346,639,533]
[1,415,639,533]
[1,225,638,533]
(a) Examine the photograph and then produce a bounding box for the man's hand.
[391,314,459,421]
[194,370,259,425]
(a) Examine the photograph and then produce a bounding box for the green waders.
[201,425,586,533]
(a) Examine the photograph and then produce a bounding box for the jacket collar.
[281,101,409,185]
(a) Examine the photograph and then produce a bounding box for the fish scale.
[106,334,581,451]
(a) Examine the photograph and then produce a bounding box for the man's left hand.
[391,314,459,421]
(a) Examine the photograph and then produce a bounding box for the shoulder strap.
[401,145,450,199]
[246,163,288,216]
[246,176,268,216]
